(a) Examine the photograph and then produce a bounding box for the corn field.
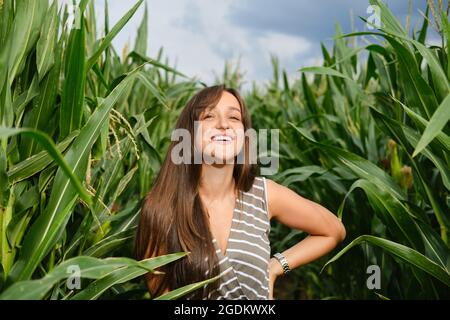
[0,0,449,300]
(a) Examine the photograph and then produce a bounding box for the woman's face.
[195,91,245,164]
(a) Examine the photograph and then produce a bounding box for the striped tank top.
[189,176,271,300]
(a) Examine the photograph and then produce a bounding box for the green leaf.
[386,37,439,119]
[6,186,39,251]
[60,3,86,139]
[415,220,450,272]
[71,266,144,300]
[128,51,188,79]
[133,1,147,56]
[0,147,8,196]
[7,67,142,282]
[339,179,423,251]
[402,126,450,191]
[369,105,450,243]
[368,0,406,37]
[413,94,450,157]
[322,235,450,287]
[298,66,351,80]
[70,253,188,300]
[288,122,406,201]
[397,97,450,154]
[21,64,61,158]
[0,127,90,205]
[0,0,47,87]
[8,130,78,183]
[441,6,450,79]
[364,25,449,101]
[86,0,144,71]
[1,253,187,300]
[36,1,59,80]
[276,166,328,187]
[300,73,319,115]
[11,74,39,121]
[154,273,224,300]
[82,228,135,258]
[411,41,449,102]
[136,72,169,109]
[339,31,442,119]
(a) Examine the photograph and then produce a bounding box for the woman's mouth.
[210,134,233,144]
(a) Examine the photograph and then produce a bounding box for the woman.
[134,84,346,300]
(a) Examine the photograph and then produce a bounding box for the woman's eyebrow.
[203,105,241,114]
[202,106,214,114]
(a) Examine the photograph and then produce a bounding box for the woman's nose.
[216,114,230,130]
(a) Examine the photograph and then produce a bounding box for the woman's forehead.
[205,104,241,113]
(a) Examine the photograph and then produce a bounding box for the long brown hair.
[134,84,258,299]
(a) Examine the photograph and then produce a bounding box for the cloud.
[227,0,430,44]
[144,0,314,91]
[62,0,439,93]
[91,0,227,83]
[257,32,311,61]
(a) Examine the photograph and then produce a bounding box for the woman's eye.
[203,114,213,119]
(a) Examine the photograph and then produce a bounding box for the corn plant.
[1,0,449,300]
[247,0,449,299]
[0,0,217,299]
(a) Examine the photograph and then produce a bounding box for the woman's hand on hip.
[268,257,284,300]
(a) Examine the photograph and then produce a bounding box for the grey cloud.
[226,0,430,44]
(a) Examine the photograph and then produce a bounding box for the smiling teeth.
[212,135,232,141]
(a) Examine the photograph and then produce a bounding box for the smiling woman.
[0,0,447,303]
[134,84,346,300]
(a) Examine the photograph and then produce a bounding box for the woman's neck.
[198,164,236,201]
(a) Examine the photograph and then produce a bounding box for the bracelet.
[273,252,291,274]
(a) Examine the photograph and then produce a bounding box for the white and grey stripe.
[207,176,271,300]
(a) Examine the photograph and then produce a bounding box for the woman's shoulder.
[246,175,265,194]
[253,176,281,220]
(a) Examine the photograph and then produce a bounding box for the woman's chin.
[203,153,237,165]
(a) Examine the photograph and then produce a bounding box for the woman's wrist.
[269,257,284,277]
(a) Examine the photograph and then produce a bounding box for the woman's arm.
[265,178,346,298]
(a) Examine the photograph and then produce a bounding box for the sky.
[86,0,442,92]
